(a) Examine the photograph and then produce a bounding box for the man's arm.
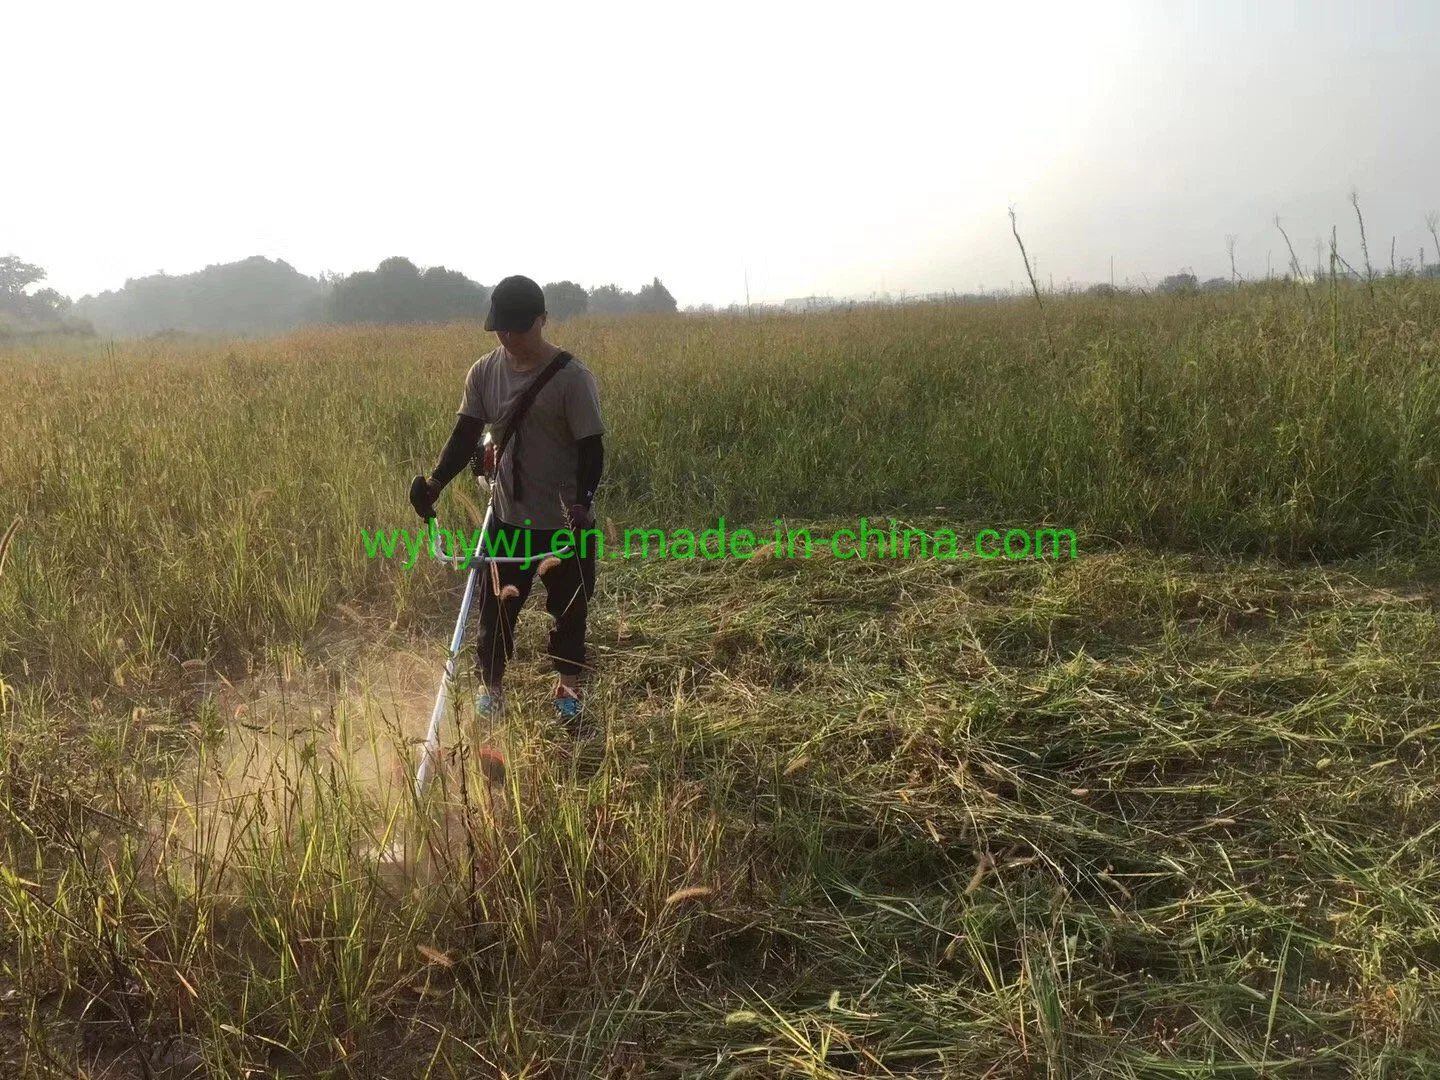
[410,357,492,520]
[566,433,603,532]
[410,414,484,521]
[574,433,603,510]
[431,414,485,489]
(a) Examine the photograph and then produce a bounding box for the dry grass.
[4,287,1440,1076]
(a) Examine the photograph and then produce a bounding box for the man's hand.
[409,474,442,522]
[567,503,596,533]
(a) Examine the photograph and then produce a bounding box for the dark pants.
[473,517,596,688]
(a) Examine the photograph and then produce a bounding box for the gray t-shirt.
[458,346,605,530]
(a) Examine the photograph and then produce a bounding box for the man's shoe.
[475,689,505,720]
[553,686,583,730]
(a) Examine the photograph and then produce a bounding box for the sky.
[6,0,1439,307]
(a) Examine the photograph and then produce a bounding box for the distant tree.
[74,256,326,336]
[326,268,382,324]
[0,255,90,336]
[1085,282,1119,298]
[1201,277,1232,292]
[31,287,71,314]
[0,255,46,296]
[1158,272,1199,295]
[373,256,424,322]
[419,266,489,322]
[585,279,675,315]
[326,257,488,326]
[633,277,678,314]
[588,284,634,315]
[543,280,588,320]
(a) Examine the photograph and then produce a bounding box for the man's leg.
[473,521,539,698]
[542,536,597,703]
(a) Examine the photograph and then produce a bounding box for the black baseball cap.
[484,275,546,332]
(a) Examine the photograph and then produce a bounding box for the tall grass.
[2,282,1439,700]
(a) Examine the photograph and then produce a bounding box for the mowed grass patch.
[5,543,1440,1076]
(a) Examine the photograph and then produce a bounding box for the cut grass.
[5,536,1440,1076]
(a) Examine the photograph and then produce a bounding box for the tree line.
[0,256,95,338]
[1,254,680,338]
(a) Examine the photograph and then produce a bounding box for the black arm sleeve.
[575,434,604,508]
[431,414,485,489]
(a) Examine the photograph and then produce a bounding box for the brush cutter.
[412,433,572,800]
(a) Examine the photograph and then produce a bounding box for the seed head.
[664,885,713,906]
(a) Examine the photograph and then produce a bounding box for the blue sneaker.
[475,690,504,719]
[554,686,583,728]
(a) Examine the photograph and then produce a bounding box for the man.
[410,274,605,728]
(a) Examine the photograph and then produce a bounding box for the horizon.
[53,242,1408,313]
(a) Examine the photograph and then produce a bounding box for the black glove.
[409,474,440,522]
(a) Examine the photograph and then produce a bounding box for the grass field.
[4,283,1440,1077]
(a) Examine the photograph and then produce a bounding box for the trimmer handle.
[428,502,576,567]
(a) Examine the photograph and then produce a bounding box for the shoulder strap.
[491,350,571,500]
[494,350,571,461]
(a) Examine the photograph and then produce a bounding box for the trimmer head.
[476,745,507,783]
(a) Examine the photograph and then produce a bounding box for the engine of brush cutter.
[470,431,495,495]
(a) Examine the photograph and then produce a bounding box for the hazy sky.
[8,0,1439,306]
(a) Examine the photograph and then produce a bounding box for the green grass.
[3,284,1440,1076]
